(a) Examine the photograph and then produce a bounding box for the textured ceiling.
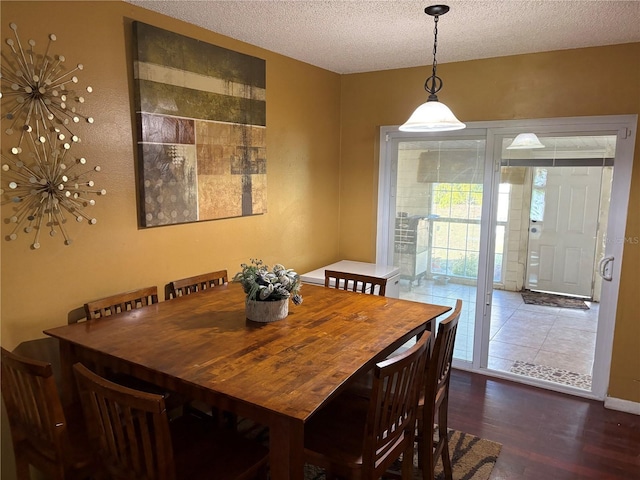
[126,0,640,74]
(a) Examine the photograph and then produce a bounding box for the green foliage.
[450,254,479,277]
[433,183,483,211]
[233,259,303,304]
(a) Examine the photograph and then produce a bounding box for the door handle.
[598,255,614,281]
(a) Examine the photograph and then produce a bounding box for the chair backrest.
[166,269,228,300]
[84,286,159,320]
[324,270,387,296]
[73,362,176,480]
[363,333,430,478]
[425,299,462,406]
[1,347,73,478]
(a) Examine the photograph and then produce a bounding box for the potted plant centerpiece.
[233,259,303,322]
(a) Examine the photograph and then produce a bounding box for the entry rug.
[521,290,589,310]
[238,419,501,480]
[510,360,592,390]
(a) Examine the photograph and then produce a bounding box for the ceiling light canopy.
[506,133,545,150]
[400,5,465,133]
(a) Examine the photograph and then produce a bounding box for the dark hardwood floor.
[448,370,640,479]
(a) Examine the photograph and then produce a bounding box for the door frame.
[378,115,637,400]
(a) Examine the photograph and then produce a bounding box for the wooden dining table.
[45,282,450,479]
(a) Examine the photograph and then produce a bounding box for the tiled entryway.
[400,280,599,390]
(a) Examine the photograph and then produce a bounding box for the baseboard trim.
[604,396,640,415]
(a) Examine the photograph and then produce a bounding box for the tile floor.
[399,279,599,389]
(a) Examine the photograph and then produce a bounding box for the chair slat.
[324,270,387,296]
[84,286,159,320]
[166,270,228,300]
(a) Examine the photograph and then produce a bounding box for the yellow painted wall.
[338,44,640,402]
[1,0,639,477]
[0,0,342,347]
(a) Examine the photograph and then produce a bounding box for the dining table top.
[45,282,449,421]
[45,282,450,479]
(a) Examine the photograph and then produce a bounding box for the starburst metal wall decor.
[1,22,94,147]
[1,133,105,248]
[1,22,103,249]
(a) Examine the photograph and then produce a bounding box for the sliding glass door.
[377,116,636,399]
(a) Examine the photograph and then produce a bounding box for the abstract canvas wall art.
[132,22,266,227]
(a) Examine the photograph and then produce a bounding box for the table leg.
[269,416,305,480]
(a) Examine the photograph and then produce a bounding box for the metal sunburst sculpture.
[1,22,104,249]
[1,22,94,146]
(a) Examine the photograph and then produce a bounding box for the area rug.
[238,419,501,480]
[521,290,589,310]
[510,360,592,390]
[382,429,501,480]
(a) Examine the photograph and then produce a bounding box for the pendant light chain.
[424,11,443,98]
[431,14,439,83]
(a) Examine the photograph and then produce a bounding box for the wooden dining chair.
[84,286,159,319]
[164,269,236,424]
[1,347,96,480]
[83,286,186,412]
[165,269,228,300]
[73,362,269,480]
[416,299,462,480]
[303,333,430,479]
[324,269,387,296]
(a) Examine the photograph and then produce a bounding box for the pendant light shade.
[400,5,465,133]
[506,133,545,150]
[400,99,465,132]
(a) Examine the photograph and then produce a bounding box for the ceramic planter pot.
[245,298,289,323]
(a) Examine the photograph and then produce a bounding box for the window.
[430,182,483,280]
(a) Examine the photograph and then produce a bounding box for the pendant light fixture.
[400,5,465,132]
[506,133,545,149]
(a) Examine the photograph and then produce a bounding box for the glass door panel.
[488,134,616,392]
[393,138,486,363]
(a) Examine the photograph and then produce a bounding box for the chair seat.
[304,392,370,470]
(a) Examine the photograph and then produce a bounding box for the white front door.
[525,166,603,297]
